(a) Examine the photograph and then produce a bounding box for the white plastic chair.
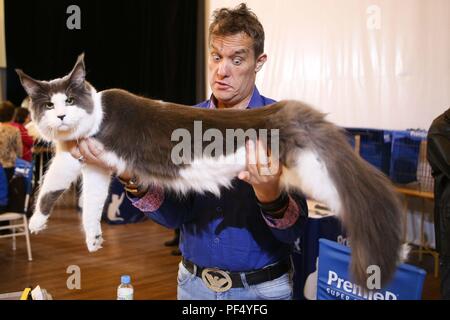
[0,211,32,261]
[0,160,33,261]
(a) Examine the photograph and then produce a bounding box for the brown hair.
[209,3,265,58]
[0,101,16,122]
[13,107,30,124]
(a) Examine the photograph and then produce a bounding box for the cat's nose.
[57,115,66,121]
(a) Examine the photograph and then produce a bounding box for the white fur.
[51,93,68,115]
[80,164,111,252]
[34,89,103,142]
[98,151,128,176]
[288,149,341,214]
[173,146,247,196]
[28,146,82,233]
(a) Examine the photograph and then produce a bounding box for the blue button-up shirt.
[142,87,308,272]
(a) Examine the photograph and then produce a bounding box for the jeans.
[176,262,293,300]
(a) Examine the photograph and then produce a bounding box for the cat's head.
[16,53,102,141]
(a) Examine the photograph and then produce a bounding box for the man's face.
[208,33,266,108]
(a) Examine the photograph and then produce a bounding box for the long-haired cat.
[16,54,403,287]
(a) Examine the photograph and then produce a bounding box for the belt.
[182,257,290,292]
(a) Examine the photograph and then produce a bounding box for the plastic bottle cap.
[121,275,131,284]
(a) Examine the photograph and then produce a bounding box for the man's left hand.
[238,139,282,203]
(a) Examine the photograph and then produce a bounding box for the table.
[395,185,438,277]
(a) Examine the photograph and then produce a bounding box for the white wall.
[207,0,450,130]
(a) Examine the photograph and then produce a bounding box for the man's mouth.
[215,81,231,89]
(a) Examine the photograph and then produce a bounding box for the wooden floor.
[0,191,442,300]
[407,251,442,300]
[0,193,180,300]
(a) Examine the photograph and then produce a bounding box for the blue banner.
[317,239,426,300]
[292,214,346,300]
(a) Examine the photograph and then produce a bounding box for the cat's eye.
[66,97,74,105]
[45,102,54,109]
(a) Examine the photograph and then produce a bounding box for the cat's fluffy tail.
[282,101,403,287]
[330,145,403,287]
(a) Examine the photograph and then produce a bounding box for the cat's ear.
[68,53,86,86]
[15,69,43,97]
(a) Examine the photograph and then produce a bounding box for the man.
[73,3,308,300]
[427,107,450,300]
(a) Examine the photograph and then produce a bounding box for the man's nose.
[217,60,229,77]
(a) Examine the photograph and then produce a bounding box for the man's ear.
[15,69,42,97]
[68,52,86,86]
[255,54,267,72]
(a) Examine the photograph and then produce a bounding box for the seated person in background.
[11,107,34,162]
[0,101,23,181]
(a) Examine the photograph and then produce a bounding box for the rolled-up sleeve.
[261,193,308,244]
[131,185,165,212]
[128,186,195,229]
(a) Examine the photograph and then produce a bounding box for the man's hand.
[68,138,134,181]
[238,139,282,203]
[68,138,110,169]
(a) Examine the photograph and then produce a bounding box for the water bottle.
[117,275,134,300]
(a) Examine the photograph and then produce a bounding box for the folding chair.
[316,239,426,300]
[0,160,33,261]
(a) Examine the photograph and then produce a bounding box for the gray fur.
[277,102,403,285]
[39,189,65,216]
[16,55,403,287]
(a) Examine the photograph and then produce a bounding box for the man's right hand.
[68,138,141,193]
[68,138,111,170]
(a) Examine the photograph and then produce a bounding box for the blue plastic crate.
[389,130,426,184]
[346,128,392,176]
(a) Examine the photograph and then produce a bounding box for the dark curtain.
[5,0,204,106]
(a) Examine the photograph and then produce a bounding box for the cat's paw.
[86,234,104,252]
[28,213,48,234]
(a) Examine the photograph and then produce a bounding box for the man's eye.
[45,102,54,109]
[233,59,242,65]
[66,97,74,105]
[212,54,221,62]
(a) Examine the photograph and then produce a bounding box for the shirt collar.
[208,86,263,110]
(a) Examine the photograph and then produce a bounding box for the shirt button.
[216,206,222,212]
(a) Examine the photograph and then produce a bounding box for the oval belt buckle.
[201,268,233,292]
